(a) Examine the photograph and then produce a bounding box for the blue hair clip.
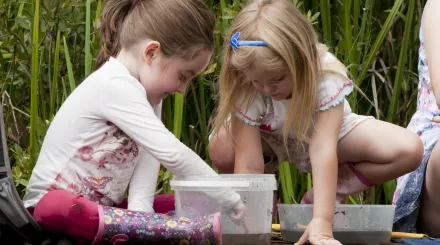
[230,32,267,50]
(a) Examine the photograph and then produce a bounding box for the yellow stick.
[272,223,307,231]
[391,232,427,239]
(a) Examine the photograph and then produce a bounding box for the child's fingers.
[229,208,245,221]
[294,229,309,245]
[229,212,239,221]
[322,239,341,245]
[242,220,250,234]
[229,202,246,221]
[308,236,324,245]
[332,239,342,245]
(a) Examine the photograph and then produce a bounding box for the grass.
[0,0,426,203]
[29,0,40,168]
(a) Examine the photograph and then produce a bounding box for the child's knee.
[33,191,97,225]
[209,142,234,170]
[34,190,74,219]
[208,132,234,172]
[153,194,175,213]
[399,133,423,172]
[34,190,99,240]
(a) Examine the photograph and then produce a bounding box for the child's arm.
[128,102,162,212]
[100,78,241,210]
[423,0,440,107]
[127,151,160,213]
[297,53,351,244]
[231,115,265,173]
[309,102,343,222]
[297,101,344,244]
[231,92,267,173]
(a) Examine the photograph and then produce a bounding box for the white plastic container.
[278,204,396,244]
[171,174,277,245]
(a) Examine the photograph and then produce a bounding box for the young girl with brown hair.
[23,0,245,244]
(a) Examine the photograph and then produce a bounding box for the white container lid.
[170,174,277,191]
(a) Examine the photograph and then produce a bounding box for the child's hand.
[228,200,247,225]
[295,218,342,245]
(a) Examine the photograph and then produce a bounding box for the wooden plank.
[271,232,403,245]
[271,243,402,245]
[271,241,402,245]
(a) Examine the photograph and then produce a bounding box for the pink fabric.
[115,194,175,213]
[300,162,374,204]
[29,190,175,242]
[346,162,375,187]
[92,205,104,244]
[31,190,100,242]
[213,212,222,245]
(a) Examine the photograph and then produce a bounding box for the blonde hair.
[95,0,215,69]
[212,0,347,151]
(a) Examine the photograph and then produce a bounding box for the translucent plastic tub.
[170,174,277,245]
[278,204,396,244]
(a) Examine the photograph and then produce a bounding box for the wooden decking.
[271,242,400,245]
[270,231,402,245]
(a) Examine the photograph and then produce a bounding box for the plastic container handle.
[170,180,250,188]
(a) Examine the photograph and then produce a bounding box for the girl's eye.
[270,76,285,84]
[179,74,186,81]
[267,81,279,85]
[251,80,261,86]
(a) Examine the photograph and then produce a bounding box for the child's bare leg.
[209,126,277,174]
[337,119,423,185]
[209,127,235,173]
[209,126,279,220]
[417,142,440,237]
[299,119,423,205]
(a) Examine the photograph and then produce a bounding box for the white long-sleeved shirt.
[23,57,240,212]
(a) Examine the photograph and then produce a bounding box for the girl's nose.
[177,82,186,94]
[263,85,275,94]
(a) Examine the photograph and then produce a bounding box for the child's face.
[139,44,212,105]
[245,65,293,101]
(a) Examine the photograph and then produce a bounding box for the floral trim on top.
[233,106,262,126]
[232,93,268,127]
[315,80,353,112]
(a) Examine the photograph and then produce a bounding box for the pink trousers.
[28,190,175,242]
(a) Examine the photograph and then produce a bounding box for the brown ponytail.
[95,0,133,70]
[95,0,215,70]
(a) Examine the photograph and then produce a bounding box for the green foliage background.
[0,0,426,206]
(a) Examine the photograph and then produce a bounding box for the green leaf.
[16,179,29,187]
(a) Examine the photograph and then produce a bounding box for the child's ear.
[143,41,161,65]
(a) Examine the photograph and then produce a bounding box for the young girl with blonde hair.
[23,0,245,244]
[209,0,423,244]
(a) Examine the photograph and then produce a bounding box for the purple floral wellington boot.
[300,162,375,204]
[92,206,222,245]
